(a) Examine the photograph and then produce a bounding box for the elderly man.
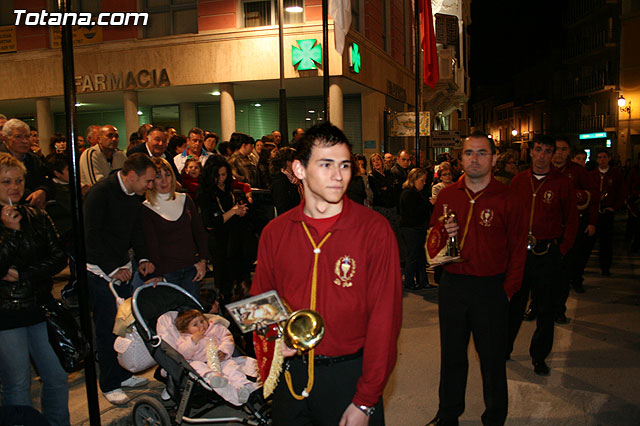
[290,127,304,150]
[173,127,213,173]
[79,124,127,187]
[84,153,156,404]
[271,130,282,146]
[86,124,100,148]
[0,118,52,208]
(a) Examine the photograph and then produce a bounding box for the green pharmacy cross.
[292,39,322,71]
[349,43,361,73]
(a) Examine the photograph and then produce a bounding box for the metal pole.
[414,0,421,166]
[58,1,101,424]
[322,0,330,122]
[278,0,289,143]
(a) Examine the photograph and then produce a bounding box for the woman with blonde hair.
[139,157,208,300]
[0,153,70,425]
[399,167,433,290]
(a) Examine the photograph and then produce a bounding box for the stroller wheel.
[132,395,171,426]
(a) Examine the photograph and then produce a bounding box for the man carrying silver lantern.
[425,131,527,426]
[251,122,402,426]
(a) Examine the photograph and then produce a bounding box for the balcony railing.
[567,114,616,132]
[563,28,616,60]
[562,71,617,97]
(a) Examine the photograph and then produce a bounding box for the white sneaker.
[103,388,129,405]
[161,388,171,401]
[121,375,149,388]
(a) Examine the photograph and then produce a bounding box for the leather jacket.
[0,205,66,312]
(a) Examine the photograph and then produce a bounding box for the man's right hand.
[112,268,132,282]
[281,340,297,358]
[444,217,459,238]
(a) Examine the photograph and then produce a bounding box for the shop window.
[143,0,197,38]
[242,0,304,28]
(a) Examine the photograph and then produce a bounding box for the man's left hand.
[338,404,370,426]
[585,224,596,236]
[138,261,155,276]
[25,189,46,209]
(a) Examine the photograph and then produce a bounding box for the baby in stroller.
[157,309,259,406]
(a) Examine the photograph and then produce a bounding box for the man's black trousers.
[437,271,508,426]
[507,245,562,362]
[271,355,385,426]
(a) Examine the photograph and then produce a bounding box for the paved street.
[30,221,640,425]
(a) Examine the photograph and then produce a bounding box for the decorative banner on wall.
[50,25,103,48]
[389,112,431,137]
[0,26,17,53]
[292,39,322,71]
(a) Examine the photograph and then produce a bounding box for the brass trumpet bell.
[283,309,325,352]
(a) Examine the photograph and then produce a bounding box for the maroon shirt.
[555,161,599,226]
[510,168,578,255]
[429,177,527,298]
[252,197,402,406]
[591,167,625,211]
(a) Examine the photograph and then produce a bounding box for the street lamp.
[511,129,518,137]
[618,95,631,114]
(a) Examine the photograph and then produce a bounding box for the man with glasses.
[507,135,578,377]
[80,124,127,187]
[425,131,527,426]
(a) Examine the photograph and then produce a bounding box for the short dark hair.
[49,132,67,152]
[46,153,68,175]
[295,122,351,167]
[571,149,587,159]
[532,134,556,151]
[205,132,219,142]
[217,141,231,156]
[188,127,204,138]
[595,148,610,157]
[122,152,155,175]
[466,130,496,154]
[148,125,165,138]
[229,132,254,152]
[270,147,296,175]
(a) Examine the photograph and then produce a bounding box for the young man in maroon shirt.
[591,149,625,275]
[425,131,527,426]
[507,135,578,376]
[251,122,402,426]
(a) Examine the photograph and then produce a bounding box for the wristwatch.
[356,404,375,416]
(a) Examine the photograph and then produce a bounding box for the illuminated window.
[143,0,197,38]
[242,0,304,28]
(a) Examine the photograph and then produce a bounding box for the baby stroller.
[129,282,270,426]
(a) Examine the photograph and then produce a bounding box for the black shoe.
[533,360,550,376]
[555,313,570,324]
[425,416,459,426]
[573,284,586,294]
[523,307,537,321]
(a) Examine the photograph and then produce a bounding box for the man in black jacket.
[84,153,156,405]
[126,125,181,180]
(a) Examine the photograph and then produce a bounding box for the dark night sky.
[469,0,565,91]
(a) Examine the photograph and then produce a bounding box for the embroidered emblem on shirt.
[543,190,554,204]
[479,209,494,227]
[334,256,356,288]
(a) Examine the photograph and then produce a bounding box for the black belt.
[300,348,364,366]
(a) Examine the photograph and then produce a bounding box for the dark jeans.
[596,210,614,272]
[272,355,385,426]
[400,227,427,288]
[87,272,132,392]
[508,246,562,362]
[437,271,508,426]
[133,265,201,303]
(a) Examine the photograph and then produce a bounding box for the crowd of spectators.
[1,111,640,423]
